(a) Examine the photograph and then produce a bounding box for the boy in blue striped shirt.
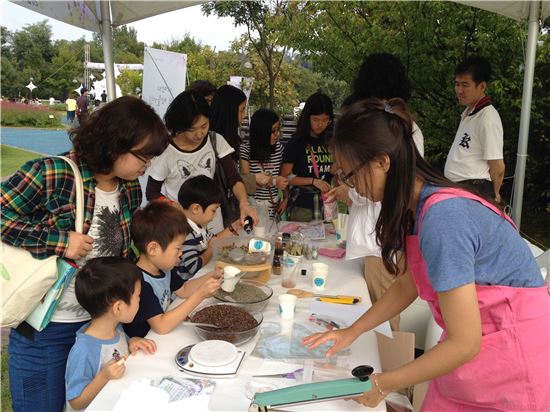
[175,175,242,280]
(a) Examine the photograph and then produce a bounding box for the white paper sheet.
[310,301,393,338]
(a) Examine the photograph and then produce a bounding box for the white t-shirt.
[148,133,234,201]
[412,121,424,158]
[52,186,122,323]
[444,105,503,182]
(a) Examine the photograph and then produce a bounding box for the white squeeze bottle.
[249,238,271,253]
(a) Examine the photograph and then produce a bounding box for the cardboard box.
[375,331,428,412]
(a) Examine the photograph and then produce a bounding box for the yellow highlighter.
[317,297,360,305]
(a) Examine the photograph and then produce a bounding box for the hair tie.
[384,104,393,114]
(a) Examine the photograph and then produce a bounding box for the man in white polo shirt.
[444,56,505,202]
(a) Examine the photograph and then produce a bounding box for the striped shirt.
[1,151,141,259]
[174,218,214,280]
[240,141,284,216]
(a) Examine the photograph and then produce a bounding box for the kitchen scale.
[175,340,246,379]
[248,365,374,411]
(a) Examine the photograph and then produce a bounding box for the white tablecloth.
[88,245,385,411]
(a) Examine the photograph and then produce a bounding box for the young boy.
[175,175,242,280]
[123,200,221,338]
[65,257,157,411]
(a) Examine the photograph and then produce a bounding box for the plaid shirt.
[1,151,142,259]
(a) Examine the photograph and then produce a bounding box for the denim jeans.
[9,321,86,412]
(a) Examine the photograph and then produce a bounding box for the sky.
[1,1,247,51]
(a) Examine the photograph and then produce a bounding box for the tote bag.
[1,155,84,329]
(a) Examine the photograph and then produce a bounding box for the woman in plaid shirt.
[1,96,169,412]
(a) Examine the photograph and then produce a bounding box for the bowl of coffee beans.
[189,302,263,346]
[213,280,273,313]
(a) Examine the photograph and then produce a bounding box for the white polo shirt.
[444,103,503,182]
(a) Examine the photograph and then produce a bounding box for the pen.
[318,297,360,305]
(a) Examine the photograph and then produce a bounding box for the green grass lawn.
[1,348,11,412]
[1,145,40,177]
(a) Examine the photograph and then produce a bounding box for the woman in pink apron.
[303,98,549,411]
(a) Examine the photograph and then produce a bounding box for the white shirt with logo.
[444,105,503,182]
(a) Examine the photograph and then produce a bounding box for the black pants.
[459,179,494,197]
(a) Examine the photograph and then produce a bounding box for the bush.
[0,101,63,128]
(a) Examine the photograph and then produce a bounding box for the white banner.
[142,47,187,118]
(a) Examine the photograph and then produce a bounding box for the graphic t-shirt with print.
[147,133,234,201]
[282,135,333,210]
[65,323,129,402]
[52,186,123,323]
[123,269,185,338]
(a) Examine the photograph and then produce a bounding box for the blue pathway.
[1,127,73,155]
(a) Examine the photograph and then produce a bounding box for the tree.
[280,1,549,213]
[203,0,290,109]
[92,25,144,63]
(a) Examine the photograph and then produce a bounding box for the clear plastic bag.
[251,317,351,360]
[322,193,338,222]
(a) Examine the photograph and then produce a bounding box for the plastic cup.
[312,262,328,290]
[221,266,241,292]
[278,294,297,320]
[281,256,300,288]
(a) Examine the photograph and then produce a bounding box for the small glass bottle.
[272,248,283,275]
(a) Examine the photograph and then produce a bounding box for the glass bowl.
[213,280,273,313]
[189,302,263,346]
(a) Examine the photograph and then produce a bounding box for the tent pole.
[100,0,116,102]
[511,0,540,229]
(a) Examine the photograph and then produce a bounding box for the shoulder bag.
[210,131,240,227]
[1,155,85,330]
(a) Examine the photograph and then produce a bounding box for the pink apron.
[406,188,550,411]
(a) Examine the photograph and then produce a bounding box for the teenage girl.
[280,92,335,222]
[240,108,289,217]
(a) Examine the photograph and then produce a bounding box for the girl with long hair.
[240,108,288,217]
[280,92,335,222]
[304,98,548,411]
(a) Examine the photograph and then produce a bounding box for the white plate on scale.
[176,340,245,378]
[189,340,238,366]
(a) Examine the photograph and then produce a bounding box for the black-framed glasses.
[129,150,153,165]
[336,161,369,188]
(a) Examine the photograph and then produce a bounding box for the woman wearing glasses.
[146,90,257,234]
[240,108,289,218]
[304,98,548,411]
[1,96,169,411]
[281,92,335,222]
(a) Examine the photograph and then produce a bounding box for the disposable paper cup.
[312,262,328,291]
[312,272,327,290]
[221,266,241,292]
[278,294,297,320]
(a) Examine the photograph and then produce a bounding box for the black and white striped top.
[174,218,214,280]
[240,141,284,207]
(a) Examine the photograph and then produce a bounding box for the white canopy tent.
[11,0,549,229]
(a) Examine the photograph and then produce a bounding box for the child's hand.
[207,269,223,280]
[196,276,222,299]
[100,359,126,380]
[128,337,157,355]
